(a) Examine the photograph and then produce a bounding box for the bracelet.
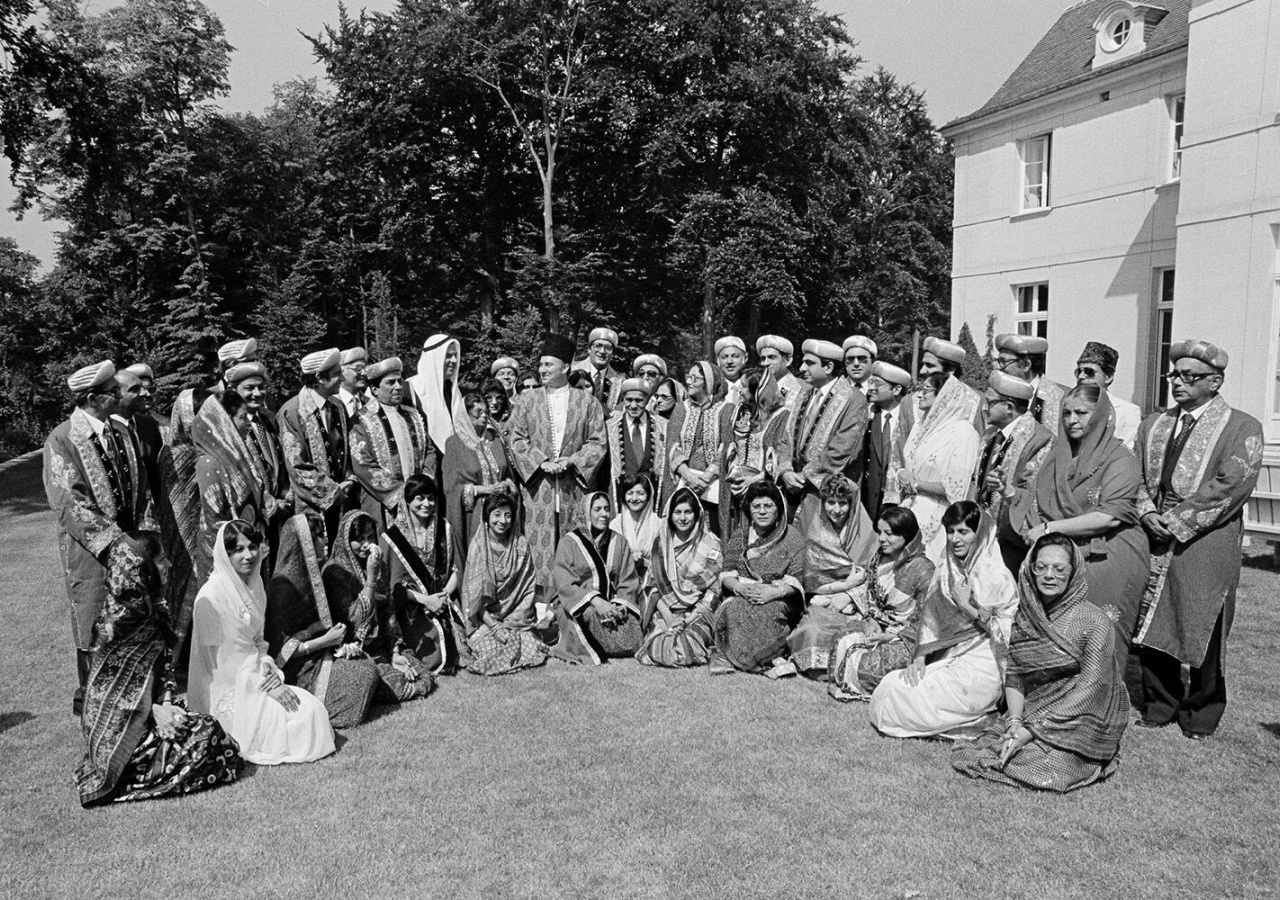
[1044,522,1053,535]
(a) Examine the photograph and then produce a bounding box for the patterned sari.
[193,395,274,581]
[459,516,549,675]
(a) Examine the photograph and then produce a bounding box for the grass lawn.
[3,452,1278,900]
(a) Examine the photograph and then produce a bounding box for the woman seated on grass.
[827,507,935,702]
[785,474,876,678]
[323,509,435,700]
[379,474,463,677]
[189,520,335,765]
[610,474,661,585]
[869,501,1018,739]
[635,487,723,668]
[710,480,806,675]
[461,493,550,675]
[551,492,643,665]
[265,513,383,729]
[951,535,1129,792]
[77,533,243,807]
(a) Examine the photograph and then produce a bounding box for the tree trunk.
[543,158,559,335]
[702,275,715,358]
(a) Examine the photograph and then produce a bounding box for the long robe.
[1133,396,1263,666]
[666,397,735,516]
[778,378,869,534]
[507,386,607,587]
[605,409,670,508]
[277,387,352,546]
[442,413,516,564]
[549,518,643,665]
[349,399,433,527]
[1031,378,1067,438]
[165,385,218,626]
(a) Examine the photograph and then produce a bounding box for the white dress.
[188,523,335,766]
[901,379,981,564]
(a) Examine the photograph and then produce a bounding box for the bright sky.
[0,0,1068,270]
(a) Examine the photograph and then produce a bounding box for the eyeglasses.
[994,357,1020,371]
[1032,563,1070,576]
[846,354,872,364]
[1073,366,1100,379]
[590,342,613,352]
[1162,369,1216,384]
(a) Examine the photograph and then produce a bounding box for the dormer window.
[1109,16,1131,49]
[1091,3,1168,69]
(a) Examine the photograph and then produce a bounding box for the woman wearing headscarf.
[611,474,661,583]
[264,514,383,729]
[188,520,335,765]
[827,507,935,701]
[784,474,876,678]
[635,487,723,667]
[719,367,792,538]
[76,532,243,806]
[667,360,734,526]
[900,372,982,563]
[443,389,517,561]
[651,377,685,419]
[549,491,643,665]
[482,380,513,436]
[951,535,1129,791]
[377,474,463,678]
[460,493,551,675]
[1007,385,1149,694]
[710,480,807,674]
[869,501,1018,739]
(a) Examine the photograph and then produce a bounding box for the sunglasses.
[1073,366,1101,378]
[1162,369,1216,384]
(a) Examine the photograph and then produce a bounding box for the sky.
[0,0,1069,270]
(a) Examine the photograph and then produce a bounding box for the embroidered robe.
[605,410,669,507]
[777,378,869,532]
[277,388,352,544]
[349,401,433,527]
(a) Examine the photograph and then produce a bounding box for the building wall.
[947,53,1187,407]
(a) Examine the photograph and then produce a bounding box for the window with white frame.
[1272,233,1280,431]
[1015,283,1049,338]
[1169,95,1185,181]
[1019,135,1051,210]
[1152,268,1175,409]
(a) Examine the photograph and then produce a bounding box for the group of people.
[44,323,1262,806]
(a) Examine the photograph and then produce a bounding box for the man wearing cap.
[224,360,291,554]
[994,333,1065,438]
[116,365,163,503]
[918,335,985,431]
[350,357,433,528]
[510,333,608,585]
[861,361,914,521]
[605,378,669,508]
[778,339,869,531]
[571,327,623,414]
[44,361,157,714]
[337,347,369,420]
[632,354,667,392]
[756,335,811,415]
[277,348,358,546]
[843,335,877,397]
[715,335,749,405]
[1074,341,1141,450]
[491,356,522,400]
[1132,340,1262,740]
[977,371,1053,573]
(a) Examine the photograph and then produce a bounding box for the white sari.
[902,377,980,563]
[188,522,335,765]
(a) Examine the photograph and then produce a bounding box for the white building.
[941,0,1280,530]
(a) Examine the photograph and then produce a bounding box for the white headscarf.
[408,333,465,452]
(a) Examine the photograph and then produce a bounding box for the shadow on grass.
[0,454,49,517]
[0,711,36,735]
[1261,722,1280,740]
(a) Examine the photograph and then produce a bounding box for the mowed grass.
[2,452,1278,900]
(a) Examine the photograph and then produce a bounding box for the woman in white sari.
[869,501,1018,739]
[188,520,335,765]
[900,372,981,563]
[610,474,661,583]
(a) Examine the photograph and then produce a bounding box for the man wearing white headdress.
[406,333,465,458]
[350,357,433,527]
[570,327,624,414]
[337,347,369,420]
[716,335,749,405]
[756,335,810,415]
[842,335,877,397]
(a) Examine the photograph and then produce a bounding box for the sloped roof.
[944,0,1192,130]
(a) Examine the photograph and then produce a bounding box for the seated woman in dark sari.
[265,514,383,728]
[77,532,243,807]
[711,480,807,674]
[376,474,465,677]
[461,493,551,675]
[322,508,436,700]
[550,491,643,665]
[784,474,876,678]
[635,487,723,668]
[952,535,1129,792]
[827,507,935,701]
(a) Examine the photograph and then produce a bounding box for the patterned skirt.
[787,605,855,677]
[110,713,243,804]
[465,625,550,676]
[950,716,1120,793]
[827,622,913,702]
[579,607,643,658]
[636,616,713,668]
[712,595,803,674]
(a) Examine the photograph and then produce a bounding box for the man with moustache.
[350,357,434,528]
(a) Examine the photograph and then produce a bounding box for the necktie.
[631,416,644,456]
[882,411,892,461]
[1178,412,1195,441]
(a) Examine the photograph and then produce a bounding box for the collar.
[1179,400,1213,422]
[110,413,134,428]
[815,378,837,401]
[303,386,330,409]
[1030,376,1042,392]
[546,383,571,396]
[1000,420,1018,440]
[83,410,108,438]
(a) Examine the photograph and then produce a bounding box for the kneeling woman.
[711,481,806,674]
[827,507,935,701]
[869,501,1018,738]
[77,534,243,806]
[189,520,335,765]
[461,494,551,675]
[951,535,1129,791]
[551,492,643,664]
[635,487,723,667]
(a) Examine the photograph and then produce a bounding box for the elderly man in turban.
[350,357,433,528]
[994,333,1065,437]
[842,335,877,397]
[860,361,914,521]
[509,333,608,586]
[570,327,624,413]
[756,335,810,415]
[337,347,369,420]
[1074,341,1142,450]
[44,361,157,714]
[491,356,522,400]
[716,335,749,405]
[605,377,669,507]
[778,339,869,532]
[277,348,358,546]
[1133,340,1262,740]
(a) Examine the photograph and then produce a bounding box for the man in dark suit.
[860,361,913,522]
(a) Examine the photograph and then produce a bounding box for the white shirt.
[85,409,113,457]
[338,387,361,418]
[304,387,332,429]
[547,384,571,457]
[1111,396,1142,450]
